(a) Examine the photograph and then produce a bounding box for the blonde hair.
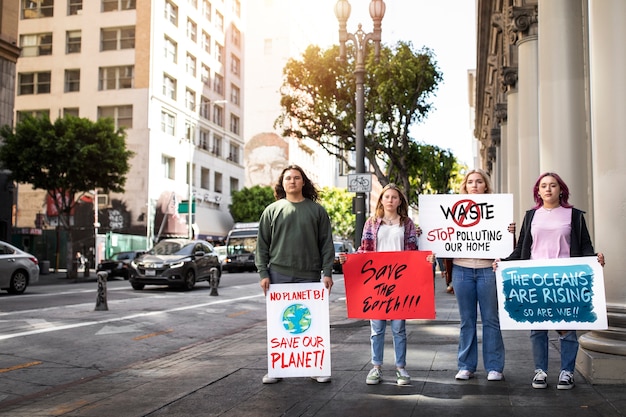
[374,183,409,224]
[460,169,493,194]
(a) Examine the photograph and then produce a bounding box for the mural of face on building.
[244,133,289,187]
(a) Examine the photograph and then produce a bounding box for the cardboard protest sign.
[266,283,331,378]
[418,194,514,258]
[342,251,435,320]
[496,257,607,330]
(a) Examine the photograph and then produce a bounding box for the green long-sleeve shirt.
[255,198,335,280]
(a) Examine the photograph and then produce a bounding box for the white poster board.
[266,283,331,378]
[496,257,607,330]
[418,194,514,258]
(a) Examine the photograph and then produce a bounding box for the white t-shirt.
[376,224,404,252]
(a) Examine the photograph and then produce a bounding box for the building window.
[215,11,224,32]
[215,42,223,63]
[199,96,210,119]
[214,171,222,193]
[99,65,134,90]
[163,74,177,100]
[21,0,54,19]
[200,64,210,85]
[99,105,133,129]
[102,0,136,11]
[20,33,52,57]
[164,37,177,63]
[228,143,239,163]
[185,122,195,141]
[213,73,223,95]
[212,134,222,157]
[66,30,81,53]
[186,54,196,77]
[185,89,196,112]
[213,105,223,127]
[230,114,239,135]
[200,167,210,189]
[230,54,240,76]
[230,84,240,106]
[164,0,178,26]
[202,31,211,54]
[17,109,50,122]
[68,0,82,15]
[230,176,239,193]
[187,19,197,42]
[64,69,80,92]
[64,108,79,117]
[232,25,240,48]
[203,0,211,21]
[162,155,175,180]
[199,129,210,151]
[101,27,135,51]
[18,71,51,95]
[161,111,175,135]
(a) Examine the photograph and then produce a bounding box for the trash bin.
[40,260,50,275]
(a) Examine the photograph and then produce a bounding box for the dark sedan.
[97,250,145,280]
[129,239,221,290]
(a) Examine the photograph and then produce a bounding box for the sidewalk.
[7,274,626,417]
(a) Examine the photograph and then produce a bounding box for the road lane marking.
[0,294,263,341]
[0,361,42,373]
[133,329,174,341]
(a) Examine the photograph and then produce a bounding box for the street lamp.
[335,0,385,246]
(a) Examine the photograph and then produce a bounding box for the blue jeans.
[370,319,406,368]
[531,330,578,372]
[452,265,505,373]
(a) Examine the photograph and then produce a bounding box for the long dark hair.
[532,172,573,209]
[273,164,319,202]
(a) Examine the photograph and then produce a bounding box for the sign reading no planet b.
[496,257,607,330]
[418,194,514,258]
[342,251,435,320]
[266,283,331,379]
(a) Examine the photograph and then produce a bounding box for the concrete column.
[514,7,540,215]
[577,0,626,384]
[538,0,590,212]
[506,89,520,222]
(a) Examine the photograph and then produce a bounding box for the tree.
[228,185,275,222]
[276,41,456,207]
[0,114,134,275]
[318,187,355,241]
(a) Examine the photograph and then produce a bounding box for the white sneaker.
[366,367,382,385]
[262,374,282,384]
[396,368,411,385]
[455,370,474,380]
[311,376,331,383]
[487,371,503,381]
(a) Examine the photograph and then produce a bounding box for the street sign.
[347,173,372,193]
[178,200,196,214]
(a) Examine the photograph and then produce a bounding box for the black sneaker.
[532,369,548,389]
[557,370,575,390]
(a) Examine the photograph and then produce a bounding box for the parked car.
[96,250,146,280]
[129,239,222,291]
[333,241,355,273]
[0,240,39,295]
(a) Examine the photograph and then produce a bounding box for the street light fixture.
[335,0,386,246]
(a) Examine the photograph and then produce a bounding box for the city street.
[0,271,272,404]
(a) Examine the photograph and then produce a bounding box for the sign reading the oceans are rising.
[496,257,607,330]
[418,194,514,258]
[266,283,331,378]
[342,251,435,320]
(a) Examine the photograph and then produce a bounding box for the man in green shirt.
[255,165,335,384]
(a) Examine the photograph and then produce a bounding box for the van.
[223,222,259,273]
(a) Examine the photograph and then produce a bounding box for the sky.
[288,0,478,166]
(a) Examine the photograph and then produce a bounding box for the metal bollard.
[209,268,219,296]
[95,271,109,311]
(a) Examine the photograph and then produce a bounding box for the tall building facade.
[14,0,244,252]
[475,0,626,383]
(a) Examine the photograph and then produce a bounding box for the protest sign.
[266,282,331,378]
[342,251,435,320]
[496,257,607,330]
[418,194,514,258]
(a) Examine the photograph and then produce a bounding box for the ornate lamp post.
[335,0,385,246]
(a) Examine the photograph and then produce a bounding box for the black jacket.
[504,208,595,261]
